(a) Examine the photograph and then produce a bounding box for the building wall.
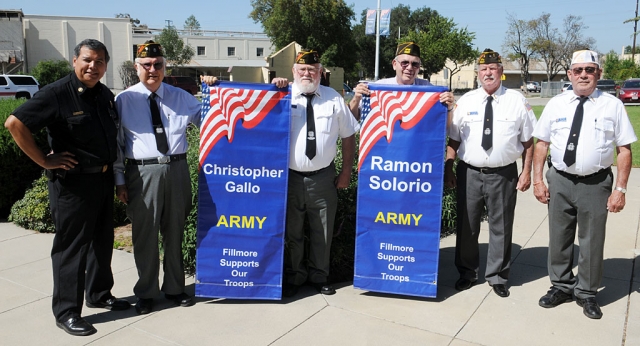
[23,15,132,89]
[0,11,25,73]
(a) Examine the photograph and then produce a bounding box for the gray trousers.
[455,162,518,285]
[284,165,337,286]
[125,160,192,299]
[546,167,612,299]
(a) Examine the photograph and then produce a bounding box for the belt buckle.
[157,156,170,164]
[480,167,489,174]
[101,164,108,173]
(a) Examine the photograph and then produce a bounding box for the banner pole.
[374,0,380,81]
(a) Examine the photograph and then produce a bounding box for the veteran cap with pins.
[295,49,320,64]
[395,42,420,57]
[478,48,502,64]
[571,49,599,67]
[136,40,164,58]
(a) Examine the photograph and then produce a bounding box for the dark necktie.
[481,96,493,151]
[563,96,589,167]
[150,92,169,154]
[303,94,316,160]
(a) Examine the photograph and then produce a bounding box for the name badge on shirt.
[467,111,479,116]
[555,117,567,123]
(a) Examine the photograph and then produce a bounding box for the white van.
[0,75,40,99]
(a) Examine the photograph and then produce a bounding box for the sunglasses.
[395,59,421,69]
[137,62,164,71]
[571,66,598,75]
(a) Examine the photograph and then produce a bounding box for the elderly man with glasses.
[445,48,537,299]
[532,50,636,319]
[113,40,217,314]
[272,49,360,297]
[349,42,454,122]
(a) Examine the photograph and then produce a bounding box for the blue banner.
[354,84,448,298]
[365,9,376,35]
[196,81,290,300]
[379,9,391,36]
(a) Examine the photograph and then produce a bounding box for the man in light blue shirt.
[114,40,216,314]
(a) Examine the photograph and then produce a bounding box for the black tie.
[481,96,493,151]
[563,96,589,167]
[150,93,169,154]
[303,94,316,160]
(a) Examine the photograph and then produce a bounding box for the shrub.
[119,61,139,89]
[0,98,48,218]
[30,59,72,87]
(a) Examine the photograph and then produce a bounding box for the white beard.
[294,77,319,94]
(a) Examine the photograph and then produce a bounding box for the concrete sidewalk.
[1,169,639,346]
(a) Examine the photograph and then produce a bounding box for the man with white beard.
[272,49,359,297]
[444,49,537,298]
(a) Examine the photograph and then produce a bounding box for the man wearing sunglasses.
[272,49,359,297]
[532,50,636,319]
[349,42,454,122]
[113,40,217,315]
[445,49,537,299]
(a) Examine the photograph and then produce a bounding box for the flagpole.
[374,0,381,81]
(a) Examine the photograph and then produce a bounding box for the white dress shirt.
[113,82,202,185]
[289,83,360,171]
[449,85,537,167]
[533,89,637,175]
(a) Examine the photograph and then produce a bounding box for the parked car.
[0,74,40,99]
[526,81,541,93]
[343,83,354,102]
[561,82,571,93]
[618,78,640,104]
[596,79,617,96]
[163,76,199,95]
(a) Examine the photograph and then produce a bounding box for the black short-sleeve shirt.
[12,73,119,167]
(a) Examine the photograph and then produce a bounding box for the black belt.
[555,166,610,180]
[66,164,110,174]
[289,165,331,177]
[463,161,515,174]
[126,153,187,165]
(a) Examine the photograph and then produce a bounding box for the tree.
[184,15,202,36]
[603,51,640,80]
[529,13,563,82]
[115,13,150,34]
[118,60,139,89]
[250,0,356,70]
[556,15,595,74]
[156,26,195,74]
[30,59,72,87]
[444,33,478,90]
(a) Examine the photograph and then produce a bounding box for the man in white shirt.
[348,42,455,122]
[532,50,636,319]
[272,49,360,297]
[445,49,536,298]
[114,41,216,314]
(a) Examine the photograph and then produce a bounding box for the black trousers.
[48,171,115,322]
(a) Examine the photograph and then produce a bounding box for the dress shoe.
[135,298,153,315]
[86,295,130,311]
[455,278,477,291]
[539,287,573,308]
[576,297,603,319]
[56,316,97,336]
[165,293,195,307]
[490,284,510,298]
[311,282,336,295]
[282,284,300,298]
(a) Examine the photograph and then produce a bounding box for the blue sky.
[15,0,634,55]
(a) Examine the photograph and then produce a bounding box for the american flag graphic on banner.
[358,88,441,169]
[200,82,287,166]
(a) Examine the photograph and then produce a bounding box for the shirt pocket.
[550,120,571,139]
[64,112,94,144]
[316,105,334,134]
[460,115,482,139]
[495,117,517,135]
[594,119,615,147]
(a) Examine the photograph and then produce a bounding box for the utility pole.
[634,0,639,62]
[374,0,381,81]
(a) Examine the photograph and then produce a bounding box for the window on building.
[257,47,264,57]
[228,47,236,56]
[132,45,138,59]
[197,46,206,56]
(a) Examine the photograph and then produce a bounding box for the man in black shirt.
[4,39,129,336]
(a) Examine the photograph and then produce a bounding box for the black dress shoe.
[135,298,153,315]
[56,316,97,336]
[165,293,194,307]
[455,278,477,291]
[282,284,300,298]
[86,295,130,311]
[539,287,573,308]
[490,284,510,298]
[311,282,336,295]
[576,297,603,319]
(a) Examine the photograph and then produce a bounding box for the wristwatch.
[615,186,627,194]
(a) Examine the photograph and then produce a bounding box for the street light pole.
[374,0,381,81]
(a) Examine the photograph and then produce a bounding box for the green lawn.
[531,105,640,167]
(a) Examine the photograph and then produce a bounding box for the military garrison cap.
[478,48,502,64]
[395,42,421,57]
[136,40,164,58]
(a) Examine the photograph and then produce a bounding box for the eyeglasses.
[295,66,319,75]
[137,62,164,71]
[395,59,421,69]
[571,66,597,75]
